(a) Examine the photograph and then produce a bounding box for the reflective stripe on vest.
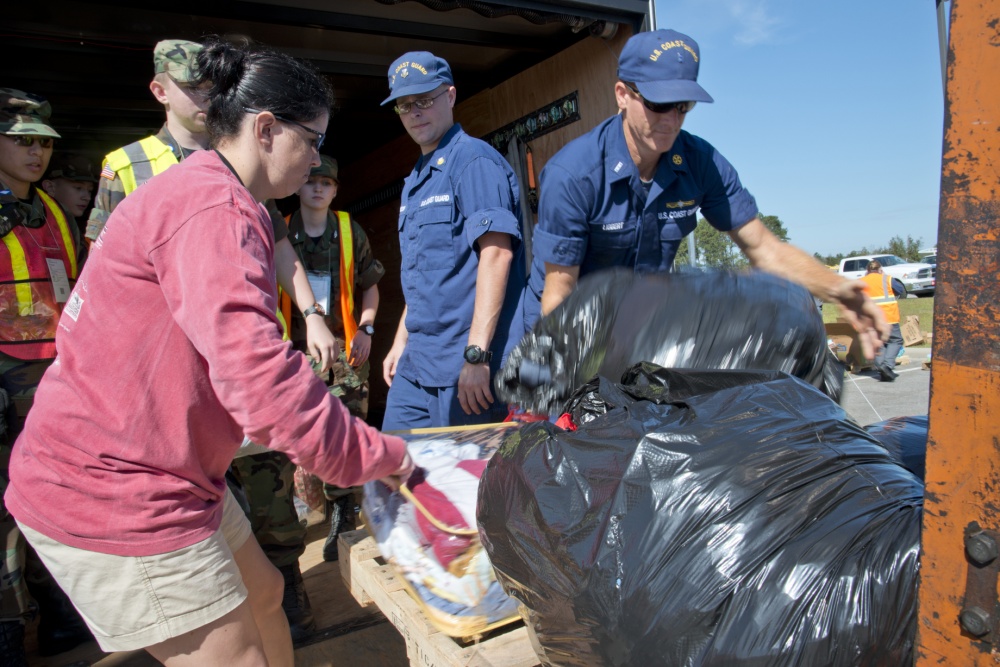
[103,136,178,195]
[336,211,357,356]
[0,193,78,359]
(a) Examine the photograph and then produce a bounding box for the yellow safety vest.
[104,136,290,338]
[0,191,79,360]
[861,273,901,325]
[103,135,179,196]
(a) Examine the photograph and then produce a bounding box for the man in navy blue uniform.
[526,29,887,354]
[380,52,526,429]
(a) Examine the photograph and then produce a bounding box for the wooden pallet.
[338,529,540,667]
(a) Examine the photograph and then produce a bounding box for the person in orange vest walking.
[285,156,384,562]
[861,259,905,382]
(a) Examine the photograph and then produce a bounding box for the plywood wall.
[340,29,632,427]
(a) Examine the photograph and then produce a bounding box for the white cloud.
[725,0,783,46]
[658,0,785,46]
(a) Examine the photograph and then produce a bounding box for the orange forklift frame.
[915,0,1000,663]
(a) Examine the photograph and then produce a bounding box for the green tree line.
[812,235,926,267]
[673,214,788,269]
[673,215,926,269]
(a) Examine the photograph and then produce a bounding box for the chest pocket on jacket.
[412,205,455,271]
[585,220,637,269]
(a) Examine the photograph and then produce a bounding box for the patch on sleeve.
[100,164,116,181]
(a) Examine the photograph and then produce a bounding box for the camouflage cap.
[44,152,98,182]
[0,88,60,138]
[153,39,204,83]
[310,155,339,182]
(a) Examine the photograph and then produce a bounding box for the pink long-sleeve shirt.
[5,150,406,556]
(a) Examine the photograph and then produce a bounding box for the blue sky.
[651,0,945,257]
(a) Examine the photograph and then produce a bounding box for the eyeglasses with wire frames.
[6,135,54,149]
[622,83,696,115]
[393,89,449,116]
[243,108,326,151]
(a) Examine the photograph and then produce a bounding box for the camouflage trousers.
[229,451,303,569]
[229,350,369,568]
[320,354,369,501]
[0,355,52,622]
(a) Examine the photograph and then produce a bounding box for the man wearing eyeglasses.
[380,51,526,429]
[525,29,887,356]
[0,88,93,664]
[82,39,336,641]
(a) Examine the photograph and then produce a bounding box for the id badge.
[306,271,331,315]
[46,258,71,303]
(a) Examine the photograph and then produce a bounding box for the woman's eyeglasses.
[623,83,695,115]
[244,108,326,151]
[8,136,54,149]
[393,89,449,116]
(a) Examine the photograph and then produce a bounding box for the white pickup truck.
[838,254,936,297]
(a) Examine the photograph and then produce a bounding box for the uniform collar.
[25,187,47,225]
[418,123,462,173]
[156,124,185,161]
[288,209,338,248]
[604,114,638,185]
[604,115,691,188]
[663,131,691,177]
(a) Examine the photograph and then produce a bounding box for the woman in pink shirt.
[5,39,411,665]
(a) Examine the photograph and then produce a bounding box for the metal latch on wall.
[960,522,1000,641]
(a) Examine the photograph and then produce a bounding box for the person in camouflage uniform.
[0,89,91,665]
[287,156,384,561]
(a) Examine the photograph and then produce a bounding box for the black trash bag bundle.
[866,415,928,481]
[497,268,843,417]
[479,364,922,667]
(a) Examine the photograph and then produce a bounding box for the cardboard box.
[825,322,872,369]
[901,315,924,347]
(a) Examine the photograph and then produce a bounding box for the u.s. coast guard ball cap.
[617,29,714,104]
[381,51,454,106]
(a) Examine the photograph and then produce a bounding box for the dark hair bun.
[195,38,248,101]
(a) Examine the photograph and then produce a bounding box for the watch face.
[362,325,375,336]
[464,345,482,364]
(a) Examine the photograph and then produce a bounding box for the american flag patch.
[100,164,115,180]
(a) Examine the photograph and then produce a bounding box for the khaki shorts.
[19,488,253,652]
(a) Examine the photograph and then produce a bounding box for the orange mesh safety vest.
[0,190,78,360]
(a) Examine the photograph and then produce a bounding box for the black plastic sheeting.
[866,415,928,481]
[497,269,844,417]
[479,364,923,667]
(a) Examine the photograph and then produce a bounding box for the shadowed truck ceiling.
[5,0,649,162]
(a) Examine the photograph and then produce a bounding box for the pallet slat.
[339,530,540,667]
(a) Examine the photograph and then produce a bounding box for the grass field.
[822,296,935,335]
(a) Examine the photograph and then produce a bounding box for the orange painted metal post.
[915,0,1000,664]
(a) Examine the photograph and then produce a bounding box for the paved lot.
[839,349,932,426]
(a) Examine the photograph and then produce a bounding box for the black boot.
[30,582,93,657]
[322,494,357,562]
[278,562,315,643]
[0,620,27,667]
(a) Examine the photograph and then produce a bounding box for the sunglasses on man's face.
[9,136,54,149]
[623,83,696,115]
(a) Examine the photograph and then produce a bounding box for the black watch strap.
[360,324,375,336]
[463,345,493,365]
